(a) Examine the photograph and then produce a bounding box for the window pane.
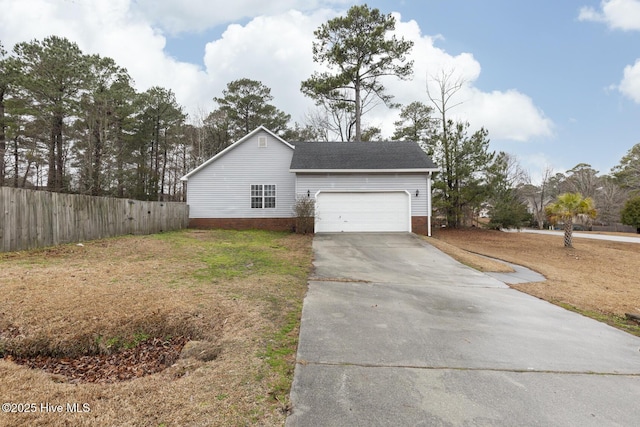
[264,197,276,208]
[251,185,263,208]
[251,185,263,197]
[264,185,276,208]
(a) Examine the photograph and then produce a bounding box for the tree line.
[1,4,639,232]
[0,37,189,200]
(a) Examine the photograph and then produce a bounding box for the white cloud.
[619,59,640,102]
[0,1,553,142]
[0,0,210,113]
[460,89,554,141]
[578,1,640,105]
[132,0,352,34]
[202,9,335,121]
[366,15,553,142]
[578,0,640,31]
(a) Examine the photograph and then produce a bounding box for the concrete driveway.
[287,233,640,426]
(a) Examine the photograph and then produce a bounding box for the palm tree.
[546,193,597,248]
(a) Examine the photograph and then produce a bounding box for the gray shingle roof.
[290,141,437,171]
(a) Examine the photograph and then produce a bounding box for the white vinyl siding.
[186,130,295,218]
[295,173,428,217]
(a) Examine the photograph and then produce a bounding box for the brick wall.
[189,217,296,232]
[190,216,429,234]
[411,216,429,235]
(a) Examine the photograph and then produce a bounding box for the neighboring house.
[181,126,439,235]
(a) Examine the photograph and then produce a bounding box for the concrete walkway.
[287,233,640,426]
[483,258,546,285]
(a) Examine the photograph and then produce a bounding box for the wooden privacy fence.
[0,187,189,252]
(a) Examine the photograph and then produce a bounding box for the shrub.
[294,197,315,234]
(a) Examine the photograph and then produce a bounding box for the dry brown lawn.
[427,228,640,334]
[2,226,638,425]
[0,229,312,427]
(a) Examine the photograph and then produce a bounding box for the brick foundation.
[189,217,296,232]
[190,216,430,234]
[411,216,429,235]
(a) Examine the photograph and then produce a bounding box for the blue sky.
[359,0,640,178]
[1,0,639,181]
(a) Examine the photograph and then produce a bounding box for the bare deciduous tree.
[426,69,464,143]
[595,175,629,225]
[519,165,555,229]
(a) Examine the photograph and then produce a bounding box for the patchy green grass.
[155,229,311,410]
[258,307,303,407]
[155,229,307,281]
[0,229,313,426]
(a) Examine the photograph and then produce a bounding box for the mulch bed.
[4,336,189,384]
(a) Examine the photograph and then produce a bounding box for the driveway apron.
[286,233,640,426]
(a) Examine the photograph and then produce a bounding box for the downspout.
[427,171,432,237]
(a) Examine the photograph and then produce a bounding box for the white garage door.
[315,191,411,233]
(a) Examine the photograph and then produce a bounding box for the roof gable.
[181,126,294,181]
[290,141,437,171]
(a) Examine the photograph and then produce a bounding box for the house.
[181,126,438,235]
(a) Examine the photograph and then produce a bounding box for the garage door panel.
[315,191,410,233]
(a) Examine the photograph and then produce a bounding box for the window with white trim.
[251,184,276,208]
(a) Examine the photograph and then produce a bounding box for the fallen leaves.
[6,336,189,384]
